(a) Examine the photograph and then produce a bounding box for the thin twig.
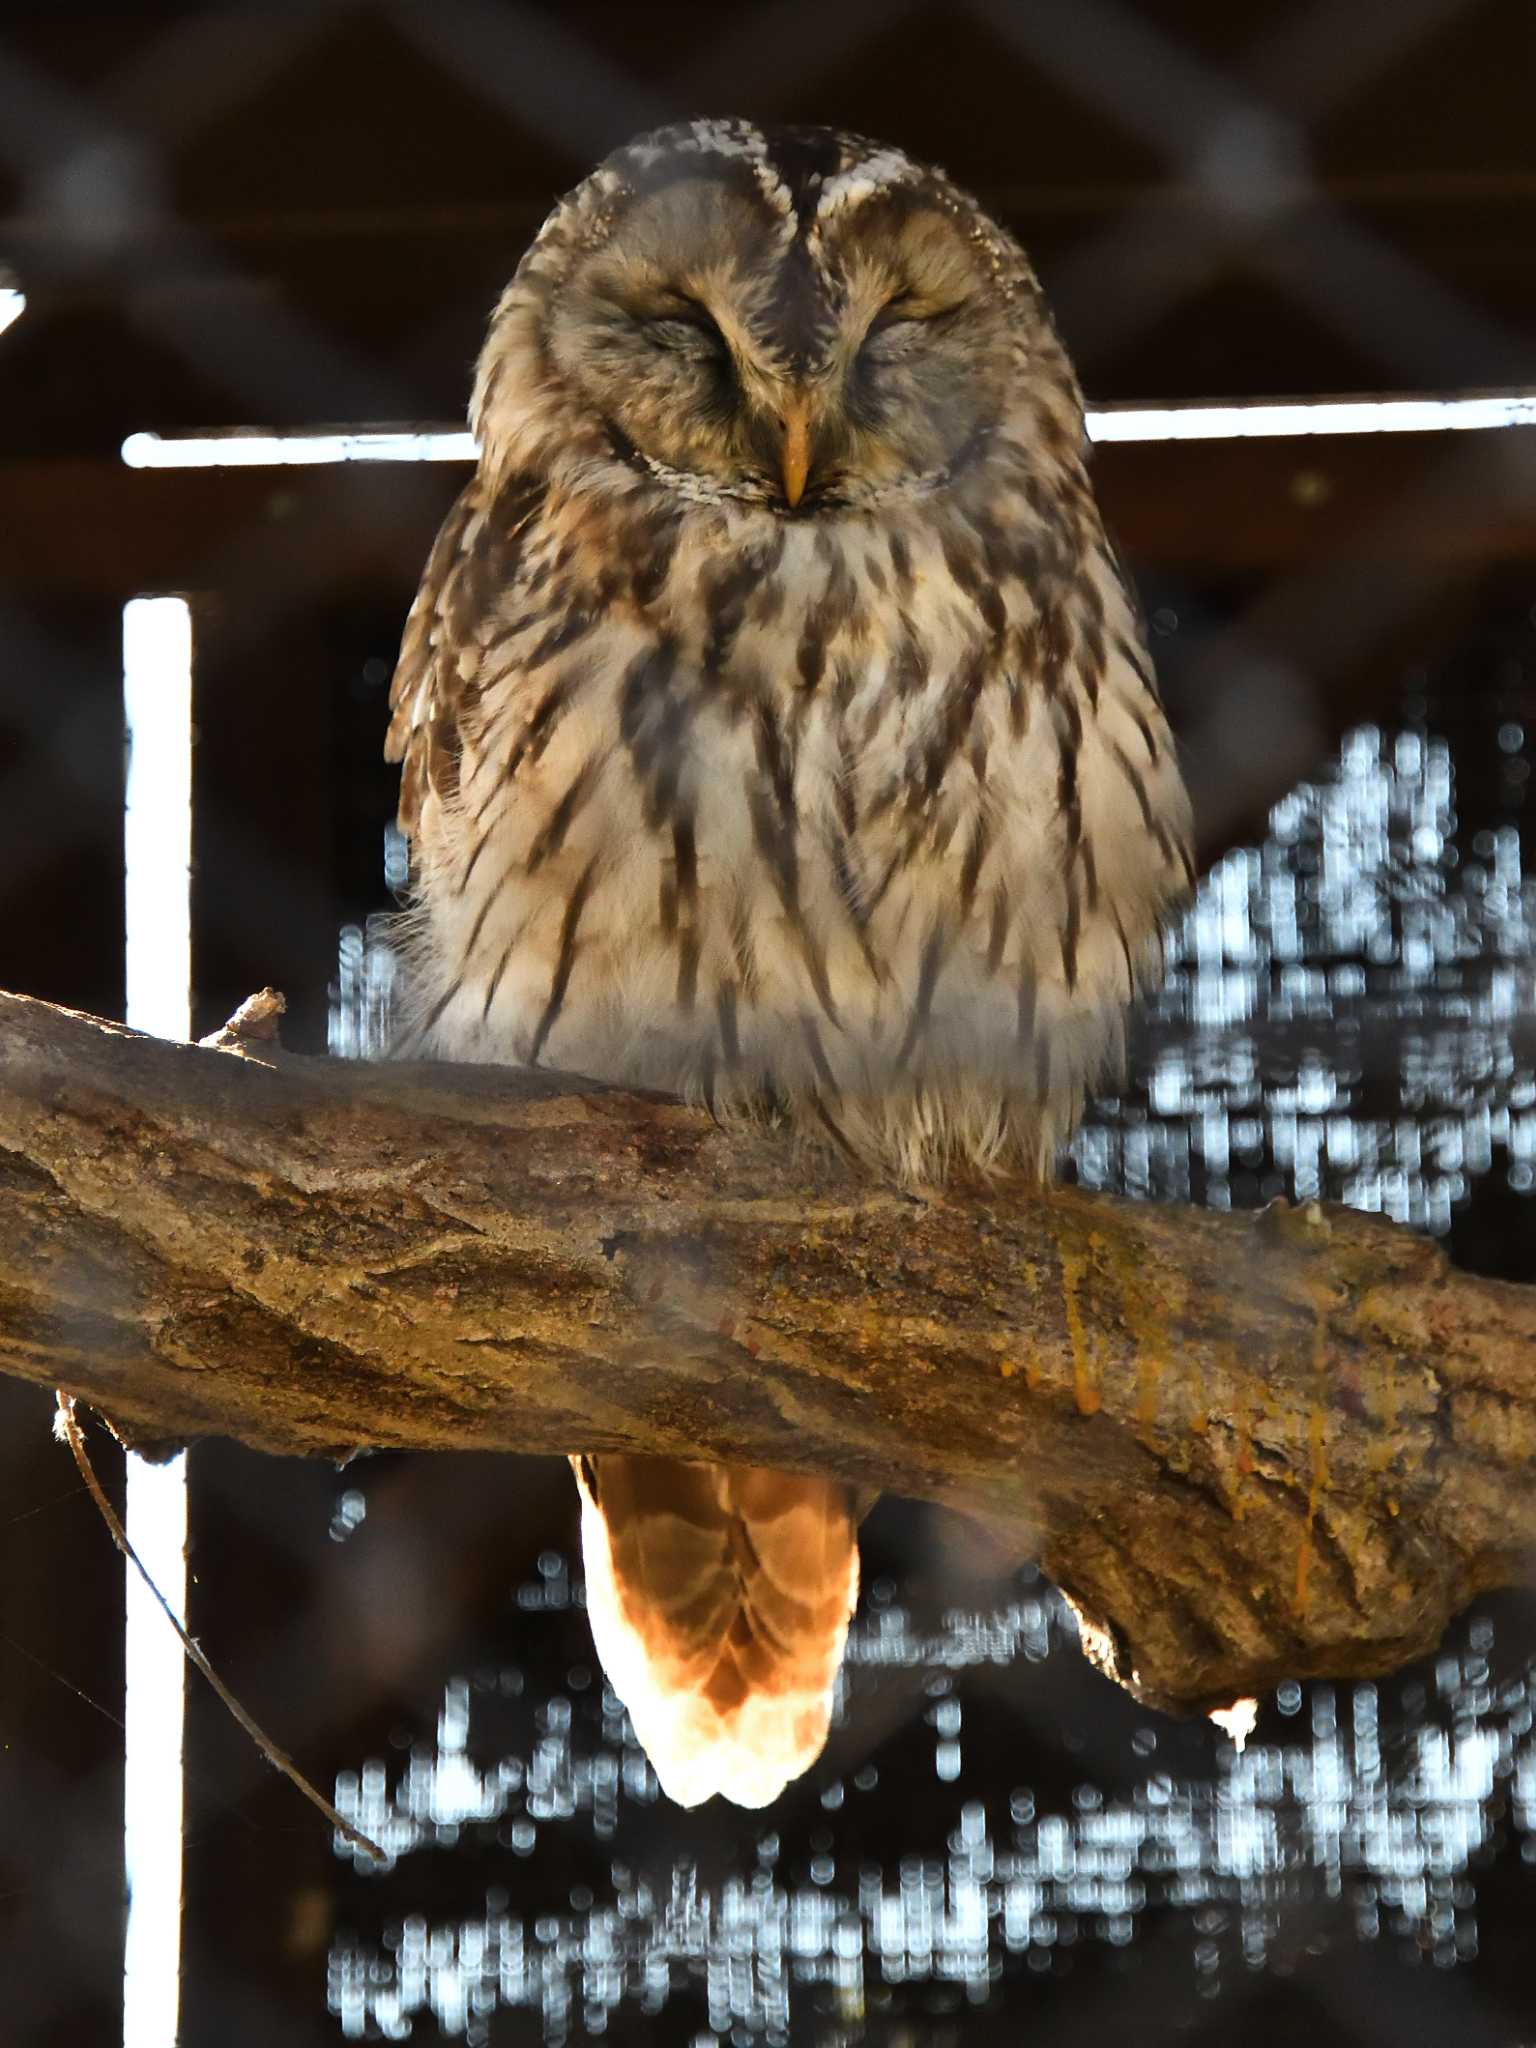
[55,1391,387,1865]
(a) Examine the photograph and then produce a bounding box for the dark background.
[3,4,1536,2044]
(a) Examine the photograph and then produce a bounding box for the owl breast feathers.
[386,120,1194,1805]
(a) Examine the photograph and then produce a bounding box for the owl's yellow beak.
[779,396,812,508]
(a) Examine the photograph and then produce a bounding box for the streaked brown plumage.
[386,120,1193,1807]
[573,1457,859,1810]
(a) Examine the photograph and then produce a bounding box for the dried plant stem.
[55,1392,386,1864]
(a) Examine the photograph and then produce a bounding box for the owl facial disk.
[513,138,1043,515]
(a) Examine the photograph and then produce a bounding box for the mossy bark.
[2,987,1532,1715]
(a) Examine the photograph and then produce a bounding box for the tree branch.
[3,986,1532,1716]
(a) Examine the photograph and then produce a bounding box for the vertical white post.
[121,596,193,2048]
[123,597,192,1039]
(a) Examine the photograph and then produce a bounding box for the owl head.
[472,120,1083,514]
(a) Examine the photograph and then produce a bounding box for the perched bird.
[386,120,1193,1808]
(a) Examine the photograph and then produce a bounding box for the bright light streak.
[123,598,192,1040]
[119,392,1536,472]
[122,428,477,467]
[0,287,25,340]
[122,595,193,2048]
[1086,392,1536,441]
[123,1453,188,2048]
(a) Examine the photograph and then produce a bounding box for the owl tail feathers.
[572,1453,859,1809]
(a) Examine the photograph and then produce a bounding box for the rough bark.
[2,986,1532,1717]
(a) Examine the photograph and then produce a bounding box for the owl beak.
[778,397,812,508]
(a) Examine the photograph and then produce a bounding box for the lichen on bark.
[2,987,1532,1715]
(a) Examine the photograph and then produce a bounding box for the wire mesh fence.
[2,5,1536,2044]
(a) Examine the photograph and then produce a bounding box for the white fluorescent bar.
[123,598,193,1040]
[1086,393,1536,442]
[122,1452,188,2048]
[122,428,477,467]
[120,392,1536,471]
[0,287,25,340]
[122,595,194,2048]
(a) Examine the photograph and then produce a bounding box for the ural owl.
[386,121,1193,1808]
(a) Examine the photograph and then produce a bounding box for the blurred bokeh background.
[3,4,1536,2043]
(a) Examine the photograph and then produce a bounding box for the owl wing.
[574,1453,860,1809]
[385,473,547,838]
